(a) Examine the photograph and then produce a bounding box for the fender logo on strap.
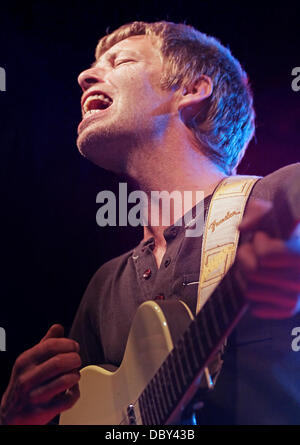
[208,210,241,233]
[197,175,261,314]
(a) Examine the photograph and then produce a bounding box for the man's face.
[77,35,176,173]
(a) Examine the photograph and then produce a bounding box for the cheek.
[114,70,170,118]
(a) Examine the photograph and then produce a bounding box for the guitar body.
[60,300,194,425]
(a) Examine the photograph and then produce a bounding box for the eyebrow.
[90,49,140,69]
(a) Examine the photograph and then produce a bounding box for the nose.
[78,67,104,91]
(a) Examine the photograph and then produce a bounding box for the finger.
[16,384,81,425]
[247,269,300,293]
[19,352,82,394]
[248,256,300,280]
[13,338,80,375]
[258,252,300,269]
[29,371,81,405]
[45,382,80,415]
[33,383,81,423]
[238,234,300,272]
[251,229,300,258]
[237,233,287,273]
[252,232,286,257]
[246,285,298,309]
[41,324,65,342]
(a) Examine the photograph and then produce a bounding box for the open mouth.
[82,93,113,117]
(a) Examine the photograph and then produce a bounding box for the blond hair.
[96,21,255,175]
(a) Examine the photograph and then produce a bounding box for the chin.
[76,118,142,174]
[77,135,124,174]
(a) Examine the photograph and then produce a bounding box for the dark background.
[0,1,299,396]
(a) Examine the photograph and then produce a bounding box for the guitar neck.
[137,261,248,425]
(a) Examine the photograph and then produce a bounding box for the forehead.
[98,35,162,62]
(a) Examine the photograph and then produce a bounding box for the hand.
[237,199,300,319]
[0,324,81,425]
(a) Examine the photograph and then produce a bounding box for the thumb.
[40,324,64,342]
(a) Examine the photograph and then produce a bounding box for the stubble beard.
[76,117,148,175]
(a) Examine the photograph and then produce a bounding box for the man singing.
[1,21,300,425]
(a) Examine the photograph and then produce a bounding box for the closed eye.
[114,59,135,67]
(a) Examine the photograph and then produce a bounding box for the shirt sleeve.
[68,270,105,368]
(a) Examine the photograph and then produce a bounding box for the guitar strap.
[197,175,260,389]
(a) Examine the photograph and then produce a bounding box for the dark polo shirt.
[69,163,300,424]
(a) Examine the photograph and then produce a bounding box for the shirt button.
[164,258,171,267]
[142,268,152,279]
[154,294,165,301]
[170,227,178,237]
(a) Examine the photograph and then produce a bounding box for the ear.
[178,75,213,123]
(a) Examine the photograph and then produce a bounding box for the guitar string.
[117,329,203,425]
[117,304,228,425]
[118,383,168,425]
[117,356,178,425]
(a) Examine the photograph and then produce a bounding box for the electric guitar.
[60,189,300,425]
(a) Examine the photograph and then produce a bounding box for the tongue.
[90,99,110,110]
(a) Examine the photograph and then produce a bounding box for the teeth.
[83,93,112,113]
[84,109,103,116]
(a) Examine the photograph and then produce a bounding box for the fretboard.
[138,261,248,425]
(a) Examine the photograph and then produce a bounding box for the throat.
[152,243,167,269]
[143,226,167,268]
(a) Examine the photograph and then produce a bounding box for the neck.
[124,129,227,249]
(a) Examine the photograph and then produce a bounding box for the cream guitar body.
[60,300,195,425]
